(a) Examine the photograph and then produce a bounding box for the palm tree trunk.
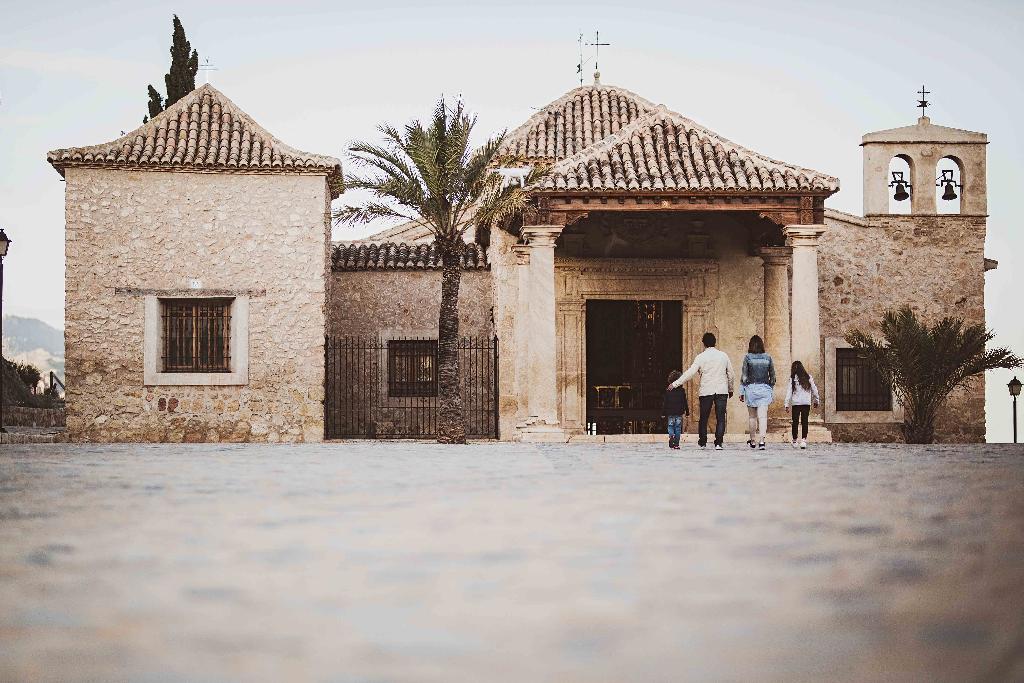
[436,238,466,444]
[903,405,936,444]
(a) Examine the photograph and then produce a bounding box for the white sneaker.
[800,439,807,449]
[714,444,724,451]
[791,440,798,448]
[699,444,707,450]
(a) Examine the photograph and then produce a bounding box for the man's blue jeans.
[667,415,682,443]
[698,394,728,447]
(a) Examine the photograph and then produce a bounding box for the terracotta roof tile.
[503,84,838,195]
[332,242,488,272]
[48,84,342,193]
[504,86,655,162]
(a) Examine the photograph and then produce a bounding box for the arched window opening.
[935,156,963,214]
[888,155,913,214]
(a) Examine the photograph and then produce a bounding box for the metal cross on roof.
[586,31,610,83]
[199,58,218,85]
[917,85,930,115]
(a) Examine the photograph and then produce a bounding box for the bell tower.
[861,93,987,216]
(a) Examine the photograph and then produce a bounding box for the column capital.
[512,245,531,266]
[521,225,563,248]
[757,245,792,266]
[784,224,826,247]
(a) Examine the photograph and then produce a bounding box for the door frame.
[554,257,720,433]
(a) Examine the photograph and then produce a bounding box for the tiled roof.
[332,242,488,271]
[503,85,656,161]
[503,84,838,195]
[360,219,435,244]
[48,84,342,192]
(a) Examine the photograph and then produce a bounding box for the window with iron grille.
[161,298,232,373]
[388,340,437,397]
[836,348,892,411]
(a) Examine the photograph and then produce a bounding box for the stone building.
[50,81,994,443]
[49,84,341,442]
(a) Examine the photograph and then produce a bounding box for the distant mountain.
[2,316,64,381]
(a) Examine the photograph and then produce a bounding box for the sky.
[1,0,1022,440]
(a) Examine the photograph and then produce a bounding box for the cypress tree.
[143,15,199,121]
[144,85,164,123]
[164,15,198,107]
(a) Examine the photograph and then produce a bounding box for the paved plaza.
[1,442,1022,682]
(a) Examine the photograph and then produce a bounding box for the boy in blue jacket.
[662,370,690,449]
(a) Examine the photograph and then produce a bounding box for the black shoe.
[746,439,756,449]
[758,440,766,450]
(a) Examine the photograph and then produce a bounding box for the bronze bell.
[893,182,910,202]
[941,181,958,201]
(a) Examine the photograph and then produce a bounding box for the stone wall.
[819,212,987,442]
[3,406,66,428]
[64,168,331,442]
[327,270,493,338]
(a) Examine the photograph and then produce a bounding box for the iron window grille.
[835,348,892,411]
[388,339,438,397]
[161,298,232,373]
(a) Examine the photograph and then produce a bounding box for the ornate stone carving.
[784,224,826,248]
[522,225,563,247]
[799,196,814,224]
[756,246,792,266]
[552,257,721,430]
[758,210,799,227]
[558,210,589,227]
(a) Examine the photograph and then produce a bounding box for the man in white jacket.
[668,332,734,450]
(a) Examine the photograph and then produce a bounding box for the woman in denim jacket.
[739,335,776,450]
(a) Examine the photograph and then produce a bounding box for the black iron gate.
[325,336,499,439]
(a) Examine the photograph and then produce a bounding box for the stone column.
[512,245,531,427]
[784,225,826,415]
[758,246,792,416]
[519,225,566,440]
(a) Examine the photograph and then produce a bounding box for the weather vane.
[199,58,218,85]
[577,33,588,86]
[917,85,930,116]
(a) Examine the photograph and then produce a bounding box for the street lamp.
[1009,376,1022,444]
[0,228,10,434]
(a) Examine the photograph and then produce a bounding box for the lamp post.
[1009,376,1022,444]
[0,228,10,434]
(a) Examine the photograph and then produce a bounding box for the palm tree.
[847,306,1020,443]
[334,98,545,444]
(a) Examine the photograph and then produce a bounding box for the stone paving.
[1,442,1022,683]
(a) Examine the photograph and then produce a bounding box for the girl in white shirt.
[783,360,819,449]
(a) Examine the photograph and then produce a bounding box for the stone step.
[568,427,832,444]
[1,428,66,444]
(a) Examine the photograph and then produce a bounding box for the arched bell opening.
[888,154,913,214]
[935,155,963,214]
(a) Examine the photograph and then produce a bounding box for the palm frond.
[332,202,418,227]
[847,305,1021,442]
[340,97,552,246]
